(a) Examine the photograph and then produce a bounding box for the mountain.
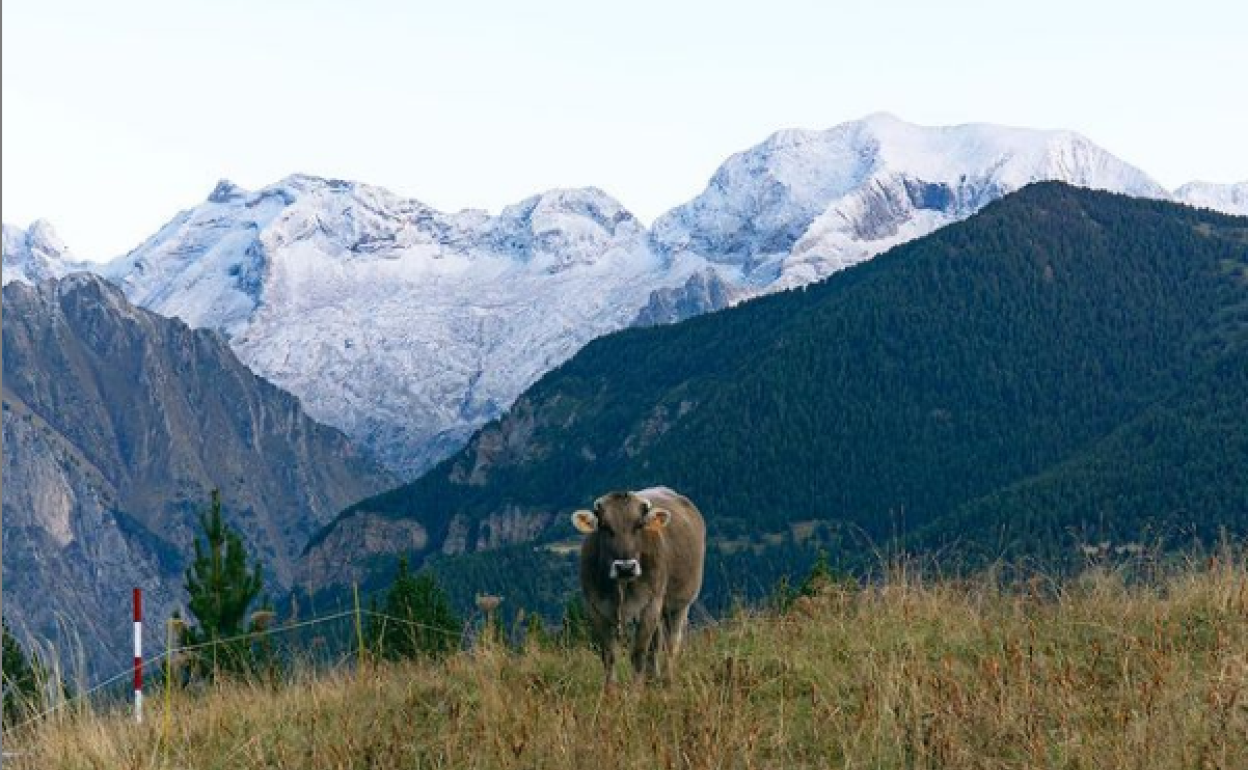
[650,113,1169,292]
[2,274,391,671]
[1175,181,1248,215]
[300,184,1248,600]
[2,221,85,286]
[101,176,708,476]
[917,344,1248,561]
[97,117,1196,479]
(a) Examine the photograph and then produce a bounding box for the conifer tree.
[522,611,550,651]
[798,550,836,597]
[2,620,43,726]
[369,557,462,660]
[558,596,593,648]
[181,490,266,678]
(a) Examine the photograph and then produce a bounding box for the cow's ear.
[571,510,598,534]
[644,508,672,532]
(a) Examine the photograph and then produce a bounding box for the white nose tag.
[610,559,641,578]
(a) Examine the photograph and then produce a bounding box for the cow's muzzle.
[610,559,642,581]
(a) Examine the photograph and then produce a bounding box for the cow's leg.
[662,604,691,678]
[588,603,618,689]
[665,604,690,656]
[631,601,662,682]
[644,615,666,681]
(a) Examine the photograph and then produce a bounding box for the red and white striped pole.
[133,587,143,723]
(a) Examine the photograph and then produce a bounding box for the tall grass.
[8,556,1248,769]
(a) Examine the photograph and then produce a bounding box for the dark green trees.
[369,558,462,660]
[557,596,593,648]
[326,183,1248,583]
[2,620,44,726]
[181,490,267,677]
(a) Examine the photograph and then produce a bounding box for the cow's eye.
[599,524,613,537]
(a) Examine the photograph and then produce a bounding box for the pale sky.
[3,0,1246,260]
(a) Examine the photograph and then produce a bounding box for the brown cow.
[571,486,706,686]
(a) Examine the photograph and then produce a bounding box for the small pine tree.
[3,620,43,726]
[771,574,799,614]
[799,550,836,598]
[522,611,550,651]
[557,596,593,649]
[774,551,847,614]
[369,558,462,660]
[181,490,266,678]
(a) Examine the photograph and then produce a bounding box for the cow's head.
[571,491,671,581]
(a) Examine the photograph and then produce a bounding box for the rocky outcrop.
[447,398,541,486]
[472,506,554,552]
[298,512,427,590]
[299,504,554,591]
[634,270,737,326]
[2,394,171,674]
[2,221,84,286]
[2,275,391,672]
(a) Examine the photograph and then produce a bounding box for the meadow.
[7,555,1248,769]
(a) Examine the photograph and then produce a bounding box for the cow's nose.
[610,559,642,580]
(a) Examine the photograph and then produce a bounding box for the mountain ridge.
[1174,180,1248,215]
[297,183,1248,601]
[95,174,698,475]
[8,116,1246,478]
[1,273,393,671]
[2,220,86,286]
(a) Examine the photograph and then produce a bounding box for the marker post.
[133,588,143,724]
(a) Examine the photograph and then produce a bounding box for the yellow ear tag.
[645,509,672,532]
[572,510,598,534]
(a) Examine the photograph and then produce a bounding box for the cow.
[570,486,706,687]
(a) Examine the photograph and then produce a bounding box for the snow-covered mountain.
[103,175,708,475]
[652,113,1170,291]
[93,115,1243,478]
[1174,180,1248,215]
[2,220,85,285]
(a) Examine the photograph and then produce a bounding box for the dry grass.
[8,558,1248,769]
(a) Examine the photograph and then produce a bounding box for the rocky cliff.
[2,274,391,674]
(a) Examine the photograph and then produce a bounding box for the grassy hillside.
[10,559,1248,769]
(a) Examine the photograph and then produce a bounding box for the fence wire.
[6,605,482,734]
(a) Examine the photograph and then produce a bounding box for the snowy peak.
[104,176,649,336]
[850,115,1163,195]
[490,187,644,270]
[104,174,459,335]
[25,219,70,256]
[502,187,638,233]
[88,114,1244,480]
[1174,181,1248,215]
[652,116,1169,287]
[207,178,247,203]
[102,174,666,475]
[2,220,85,286]
[102,182,285,336]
